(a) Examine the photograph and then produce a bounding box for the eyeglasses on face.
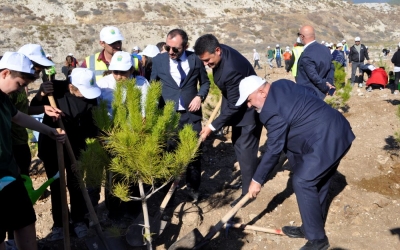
[164,45,181,53]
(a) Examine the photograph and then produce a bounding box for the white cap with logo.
[337,43,343,47]
[139,45,160,58]
[355,37,361,42]
[109,51,133,71]
[236,75,266,106]
[18,44,54,67]
[133,46,140,51]
[100,26,124,44]
[276,44,279,47]
[0,52,35,74]
[69,68,100,99]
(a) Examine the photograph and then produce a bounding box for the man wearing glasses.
[151,29,210,202]
[348,37,369,88]
[296,25,335,100]
[81,26,124,81]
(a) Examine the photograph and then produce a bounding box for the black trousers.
[231,122,263,195]
[42,150,87,227]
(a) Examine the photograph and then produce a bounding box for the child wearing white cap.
[97,51,150,118]
[139,45,160,81]
[30,68,100,241]
[0,52,66,250]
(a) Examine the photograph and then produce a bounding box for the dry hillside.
[0,0,399,65]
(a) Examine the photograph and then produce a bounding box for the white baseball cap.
[236,75,266,106]
[267,46,270,48]
[68,53,73,56]
[70,68,100,99]
[321,41,325,44]
[355,37,361,41]
[140,45,160,58]
[100,26,124,44]
[0,52,35,74]
[342,39,346,43]
[337,43,343,47]
[46,54,52,58]
[133,46,140,51]
[276,44,279,47]
[296,37,301,44]
[108,51,133,71]
[18,44,54,67]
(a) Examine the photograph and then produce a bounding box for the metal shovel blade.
[168,228,204,250]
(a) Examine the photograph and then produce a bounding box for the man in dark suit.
[296,25,335,100]
[194,34,263,207]
[151,29,210,201]
[236,76,355,250]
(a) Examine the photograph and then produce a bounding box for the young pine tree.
[80,79,198,249]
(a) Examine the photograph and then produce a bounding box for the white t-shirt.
[97,74,149,117]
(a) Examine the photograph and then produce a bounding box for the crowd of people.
[3,22,400,250]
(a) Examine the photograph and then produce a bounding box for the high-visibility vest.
[292,46,304,77]
[274,48,281,58]
[343,44,348,53]
[85,52,108,82]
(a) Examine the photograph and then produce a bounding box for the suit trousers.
[177,111,202,191]
[351,61,364,85]
[231,122,263,195]
[292,145,351,241]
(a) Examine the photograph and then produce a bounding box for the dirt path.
[30,67,400,249]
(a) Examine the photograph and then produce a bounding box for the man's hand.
[48,128,66,144]
[248,180,262,199]
[44,105,64,122]
[199,126,212,141]
[40,81,54,96]
[188,96,202,112]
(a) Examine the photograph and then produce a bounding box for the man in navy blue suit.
[194,34,263,207]
[296,25,335,100]
[151,29,210,201]
[236,76,355,250]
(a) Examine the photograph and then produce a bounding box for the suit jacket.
[296,41,335,100]
[212,44,258,130]
[253,80,355,184]
[151,51,210,122]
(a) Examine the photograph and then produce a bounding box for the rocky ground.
[26,61,400,250]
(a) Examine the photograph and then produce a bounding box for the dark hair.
[379,66,385,70]
[142,55,153,81]
[66,56,73,67]
[156,42,166,51]
[167,29,188,48]
[0,68,36,81]
[194,34,220,56]
[389,71,394,76]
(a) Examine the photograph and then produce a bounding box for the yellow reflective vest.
[85,52,108,82]
[292,46,304,77]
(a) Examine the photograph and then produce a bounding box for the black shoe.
[282,226,305,238]
[229,181,242,190]
[300,237,330,250]
[230,194,252,208]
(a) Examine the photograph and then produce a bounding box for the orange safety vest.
[283,52,291,61]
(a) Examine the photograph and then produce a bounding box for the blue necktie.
[176,59,186,84]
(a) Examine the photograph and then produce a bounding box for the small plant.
[80,79,198,249]
[325,62,352,110]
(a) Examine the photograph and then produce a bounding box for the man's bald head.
[299,25,316,45]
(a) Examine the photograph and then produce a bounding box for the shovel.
[47,95,114,250]
[168,195,250,250]
[126,98,223,246]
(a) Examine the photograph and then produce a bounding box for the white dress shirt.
[169,52,190,110]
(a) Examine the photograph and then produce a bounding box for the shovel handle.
[205,195,250,241]
[56,128,71,250]
[225,223,285,235]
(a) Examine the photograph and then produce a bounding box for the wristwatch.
[197,94,205,101]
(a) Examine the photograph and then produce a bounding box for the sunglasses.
[164,45,181,53]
